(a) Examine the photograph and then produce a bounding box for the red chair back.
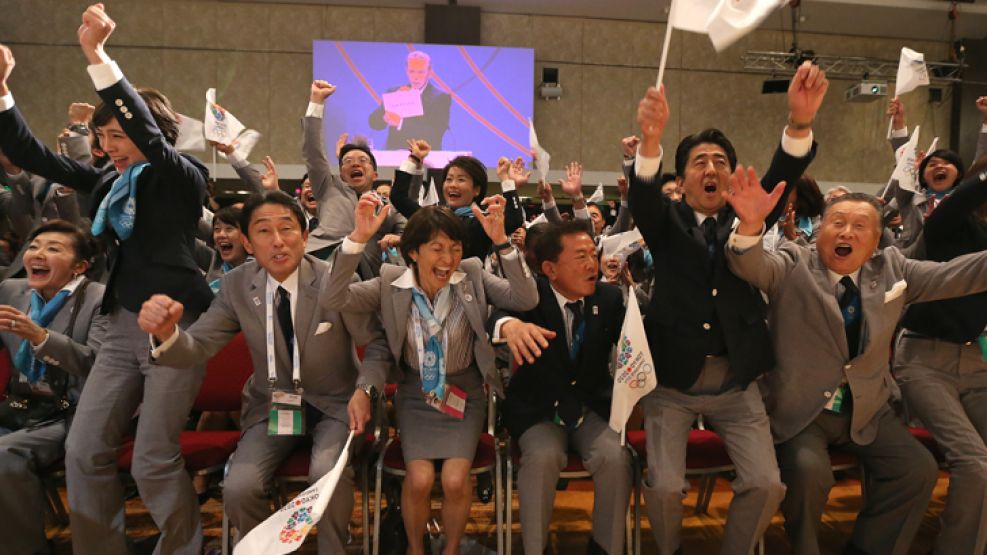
[195,332,254,412]
[0,347,11,400]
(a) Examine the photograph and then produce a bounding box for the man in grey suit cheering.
[723,170,987,555]
[138,190,392,554]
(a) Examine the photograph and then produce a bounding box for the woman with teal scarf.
[0,220,106,555]
[0,6,212,552]
[389,139,526,262]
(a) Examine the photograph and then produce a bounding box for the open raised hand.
[560,162,584,199]
[721,166,787,236]
[508,157,531,185]
[260,156,279,191]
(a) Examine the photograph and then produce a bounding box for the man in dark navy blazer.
[0,5,213,554]
[492,220,631,555]
[628,62,829,555]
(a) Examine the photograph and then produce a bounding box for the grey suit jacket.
[153,256,392,430]
[0,278,107,403]
[727,238,987,445]
[322,247,539,397]
[301,116,407,265]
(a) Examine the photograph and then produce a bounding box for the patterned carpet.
[47,471,950,554]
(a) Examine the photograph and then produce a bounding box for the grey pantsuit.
[65,308,205,555]
[641,376,785,555]
[0,421,68,554]
[517,412,632,555]
[894,334,987,555]
[777,409,936,555]
[225,415,355,553]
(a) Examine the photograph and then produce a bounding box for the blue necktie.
[13,289,71,384]
[567,300,584,361]
[839,276,861,358]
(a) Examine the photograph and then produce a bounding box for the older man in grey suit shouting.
[138,190,392,554]
[722,168,987,555]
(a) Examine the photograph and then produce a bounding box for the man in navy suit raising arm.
[628,62,829,555]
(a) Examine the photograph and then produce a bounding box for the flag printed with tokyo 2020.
[609,297,657,434]
[233,431,355,554]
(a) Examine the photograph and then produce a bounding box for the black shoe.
[586,538,608,554]
[476,471,493,503]
[842,543,871,555]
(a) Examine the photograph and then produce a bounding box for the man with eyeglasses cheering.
[301,80,406,276]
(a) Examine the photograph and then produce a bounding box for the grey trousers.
[641,363,784,555]
[516,411,632,555]
[777,409,937,555]
[894,334,987,555]
[0,421,67,554]
[226,413,355,554]
[65,308,205,555]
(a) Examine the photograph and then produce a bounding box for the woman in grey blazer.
[323,193,538,555]
[0,219,106,555]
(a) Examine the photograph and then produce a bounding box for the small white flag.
[669,0,720,33]
[705,0,788,52]
[893,47,930,97]
[587,183,605,205]
[419,175,440,207]
[890,125,922,194]
[204,88,246,144]
[526,212,548,228]
[528,119,551,183]
[175,113,206,153]
[600,229,644,261]
[234,432,354,555]
[609,298,657,434]
[232,129,262,160]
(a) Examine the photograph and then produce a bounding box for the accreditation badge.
[268,389,306,436]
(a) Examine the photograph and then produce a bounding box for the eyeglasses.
[341,156,372,166]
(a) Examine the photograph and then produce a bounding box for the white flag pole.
[656,21,674,88]
[885,94,896,140]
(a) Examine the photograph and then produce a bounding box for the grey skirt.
[395,365,487,461]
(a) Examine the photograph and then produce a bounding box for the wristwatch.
[67,123,89,135]
[358,383,375,399]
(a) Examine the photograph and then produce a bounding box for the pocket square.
[315,322,333,335]
[884,280,907,303]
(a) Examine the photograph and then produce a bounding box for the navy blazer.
[389,168,525,261]
[496,277,624,439]
[628,142,816,391]
[0,77,213,315]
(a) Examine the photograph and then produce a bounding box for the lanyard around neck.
[265,280,301,389]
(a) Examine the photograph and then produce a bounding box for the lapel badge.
[252,296,261,306]
[592,305,599,315]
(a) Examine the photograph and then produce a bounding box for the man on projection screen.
[369,50,452,150]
